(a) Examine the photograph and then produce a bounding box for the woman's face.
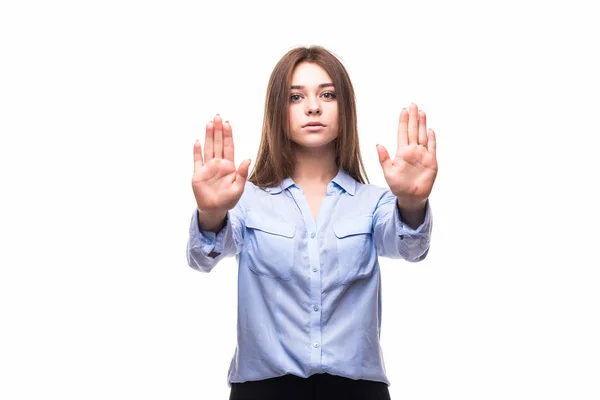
[288,62,339,150]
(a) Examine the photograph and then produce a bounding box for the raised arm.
[373,102,437,261]
[187,114,251,272]
[376,102,438,227]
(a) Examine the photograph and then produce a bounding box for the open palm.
[377,103,438,209]
[192,115,251,213]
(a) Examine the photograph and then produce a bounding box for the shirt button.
[310,232,316,239]
[313,305,319,312]
[314,342,320,348]
[313,268,318,272]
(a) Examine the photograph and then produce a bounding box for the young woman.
[187,45,438,400]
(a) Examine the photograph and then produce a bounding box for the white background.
[1,0,599,399]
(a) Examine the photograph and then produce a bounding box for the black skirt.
[229,373,391,400]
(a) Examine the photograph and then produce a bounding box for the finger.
[204,121,214,161]
[223,120,235,162]
[213,114,224,159]
[234,159,251,190]
[193,140,204,172]
[427,129,437,157]
[376,144,393,173]
[408,103,419,145]
[396,108,409,151]
[418,110,428,146]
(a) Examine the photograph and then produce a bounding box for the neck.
[290,143,338,190]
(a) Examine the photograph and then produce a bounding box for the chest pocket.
[245,211,296,280]
[333,215,375,285]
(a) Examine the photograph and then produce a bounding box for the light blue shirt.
[186,168,432,387]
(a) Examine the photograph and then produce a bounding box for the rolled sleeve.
[394,199,432,238]
[374,192,433,262]
[186,208,241,273]
[393,199,432,262]
[189,209,231,257]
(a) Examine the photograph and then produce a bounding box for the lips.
[302,122,326,127]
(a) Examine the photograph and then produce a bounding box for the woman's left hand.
[376,102,438,212]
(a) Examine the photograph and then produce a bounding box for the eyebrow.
[290,83,335,90]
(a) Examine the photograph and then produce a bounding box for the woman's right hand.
[192,114,251,214]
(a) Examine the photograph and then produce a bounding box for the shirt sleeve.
[373,190,432,262]
[186,200,245,273]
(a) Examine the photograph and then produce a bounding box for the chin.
[291,137,337,150]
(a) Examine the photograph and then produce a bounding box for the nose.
[305,97,321,115]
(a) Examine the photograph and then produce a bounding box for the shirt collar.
[331,168,357,195]
[263,176,295,194]
[264,168,357,196]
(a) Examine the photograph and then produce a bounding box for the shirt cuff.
[189,209,230,256]
[394,199,432,238]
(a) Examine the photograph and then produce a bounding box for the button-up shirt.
[186,168,432,387]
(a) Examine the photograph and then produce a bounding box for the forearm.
[197,209,228,233]
[396,199,427,230]
[187,207,241,271]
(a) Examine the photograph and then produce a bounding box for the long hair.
[247,45,369,189]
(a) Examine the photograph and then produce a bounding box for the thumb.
[234,159,251,188]
[376,144,392,172]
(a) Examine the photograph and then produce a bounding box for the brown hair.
[247,45,369,189]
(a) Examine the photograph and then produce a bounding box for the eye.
[322,92,337,100]
[290,94,302,102]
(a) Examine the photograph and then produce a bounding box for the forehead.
[290,62,333,86]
